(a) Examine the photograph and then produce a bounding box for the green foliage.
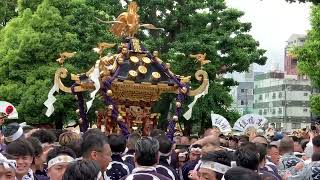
[311,95,320,116]
[295,5,320,116]
[286,0,320,4]
[132,0,266,131]
[0,0,18,27]
[0,0,265,131]
[0,0,120,126]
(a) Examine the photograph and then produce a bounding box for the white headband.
[159,152,171,157]
[190,147,202,152]
[178,151,188,157]
[0,153,16,170]
[200,161,231,174]
[4,127,23,142]
[48,155,74,169]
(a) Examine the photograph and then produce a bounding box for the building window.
[259,95,263,100]
[272,93,276,99]
[272,109,276,114]
[263,109,267,115]
[304,93,308,96]
[259,109,262,115]
[303,108,308,112]
[278,108,283,114]
[241,89,245,93]
[292,123,301,129]
[241,100,244,105]
[279,92,283,98]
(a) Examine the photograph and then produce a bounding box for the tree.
[0,0,18,28]
[295,6,320,116]
[128,0,266,131]
[0,0,120,127]
[285,0,320,4]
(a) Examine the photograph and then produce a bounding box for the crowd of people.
[0,119,320,180]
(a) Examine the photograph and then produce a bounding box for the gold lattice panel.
[110,81,178,102]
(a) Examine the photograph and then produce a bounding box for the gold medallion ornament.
[142,57,151,65]
[128,70,138,79]
[151,72,161,81]
[138,66,147,75]
[130,56,139,64]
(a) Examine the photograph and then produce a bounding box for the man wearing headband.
[181,144,202,180]
[2,123,24,144]
[188,150,231,180]
[46,146,76,180]
[0,153,16,180]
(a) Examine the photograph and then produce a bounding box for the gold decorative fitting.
[190,53,211,69]
[128,70,138,79]
[165,63,171,69]
[142,57,151,65]
[173,115,178,121]
[155,57,163,64]
[138,66,147,75]
[181,87,188,94]
[121,48,128,54]
[56,52,76,65]
[180,76,191,84]
[132,38,142,52]
[176,102,181,108]
[118,57,124,65]
[107,90,113,96]
[188,70,209,96]
[107,105,113,110]
[117,115,123,121]
[151,72,161,82]
[153,51,159,57]
[130,56,139,64]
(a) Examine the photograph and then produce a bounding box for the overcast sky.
[225,0,311,72]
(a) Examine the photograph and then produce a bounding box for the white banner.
[86,61,101,112]
[211,113,231,133]
[44,83,59,117]
[233,114,268,132]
